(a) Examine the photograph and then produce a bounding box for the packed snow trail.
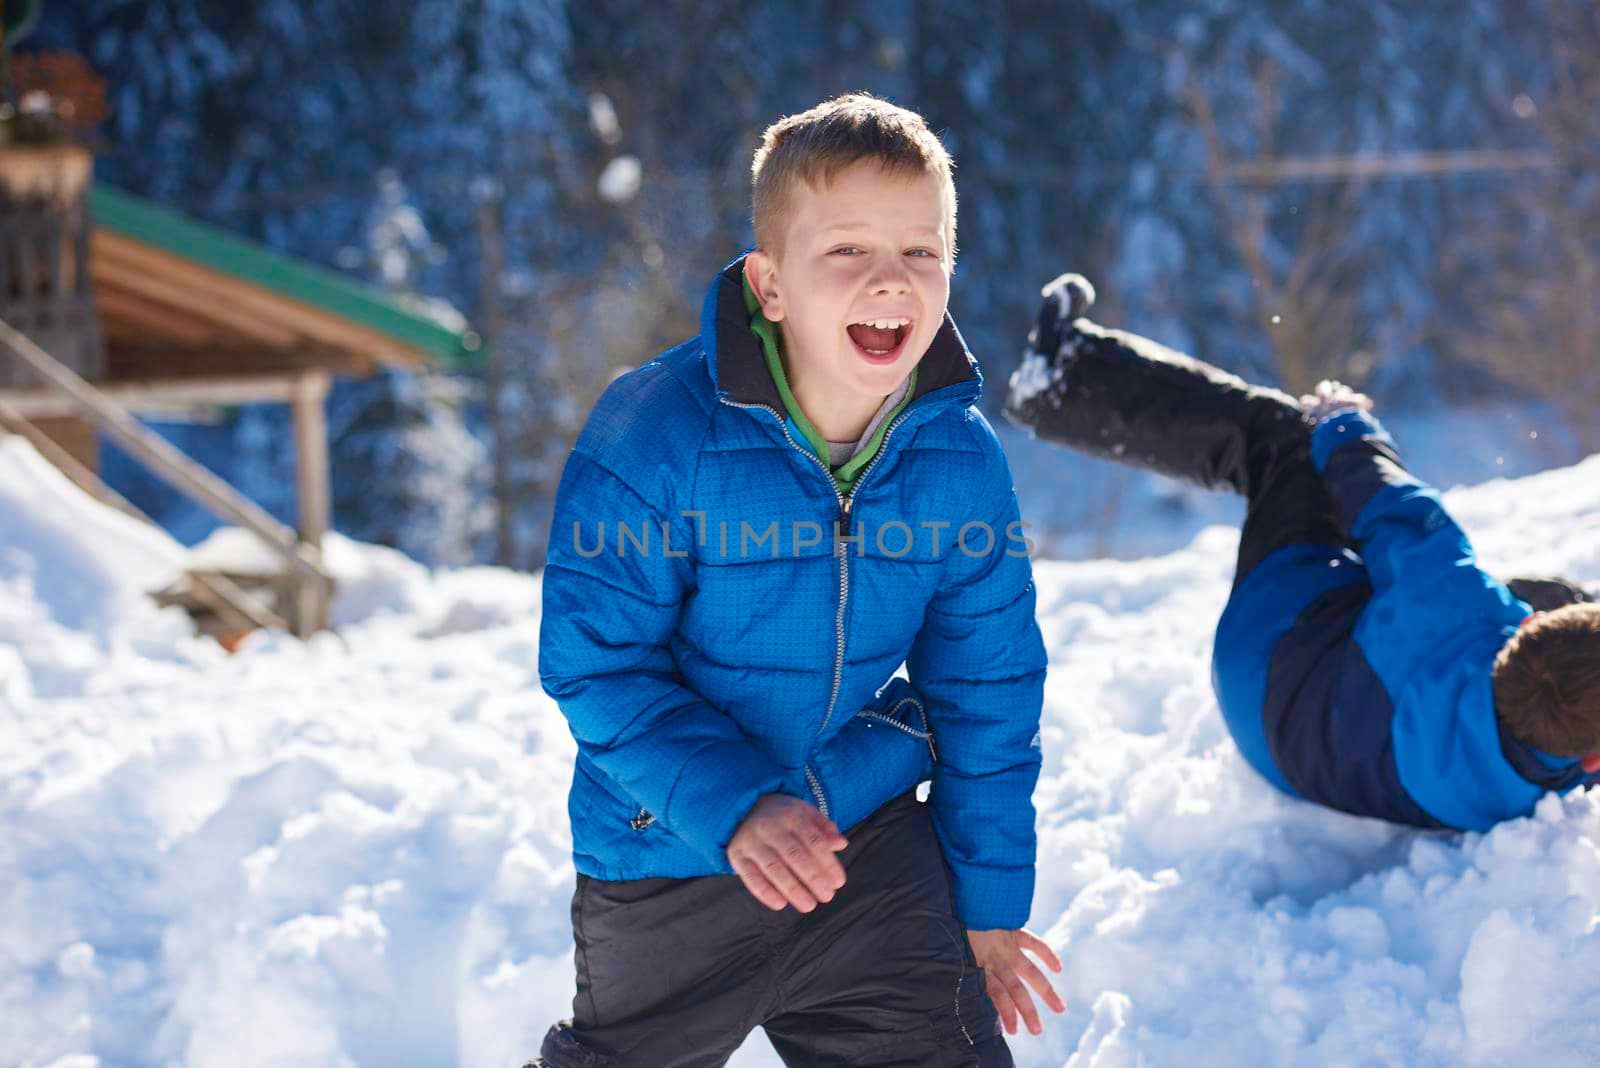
[2,434,1599,1067]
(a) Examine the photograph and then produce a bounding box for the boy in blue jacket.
[533,95,1061,1067]
[1006,273,1600,831]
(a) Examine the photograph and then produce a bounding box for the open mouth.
[846,317,912,363]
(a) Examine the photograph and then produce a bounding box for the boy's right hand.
[726,794,849,913]
[1007,272,1097,421]
[1300,379,1373,423]
[1032,272,1096,364]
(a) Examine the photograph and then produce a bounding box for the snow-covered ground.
[3,432,1600,1068]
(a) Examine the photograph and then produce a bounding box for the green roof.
[88,185,481,368]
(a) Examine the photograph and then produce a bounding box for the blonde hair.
[751,93,956,258]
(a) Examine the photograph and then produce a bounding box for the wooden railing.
[0,316,334,637]
[0,145,103,389]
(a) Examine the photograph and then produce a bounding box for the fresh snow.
[1007,344,1063,407]
[3,434,1600,1067]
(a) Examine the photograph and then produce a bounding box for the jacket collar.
[1498,725,1591,792]
[700,252,982,415]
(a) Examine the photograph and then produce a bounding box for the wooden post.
[290,370,332,636]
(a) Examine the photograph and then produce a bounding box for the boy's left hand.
[967,928,1066,1036]
[725,793,849,913]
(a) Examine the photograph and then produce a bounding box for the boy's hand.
[726,794,849,913]
[1008,272,1096,419]
[968,928,1066,1036]
[1300,379,1373,423]
[1030,272,1097,368]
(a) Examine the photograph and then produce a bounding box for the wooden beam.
[94,230,425,371]
[1223,148,1557,184]
[92,250,306,348]
[0,373,300,418]
[291,371,331,548]
[161,571,290,636]
[94,286,223,347]
[0,316,332,586]
[106,342,370,381]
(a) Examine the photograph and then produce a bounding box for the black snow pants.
[529,790,1012,1068]
[1003,309,1340,583]
[1001,306,1600,607]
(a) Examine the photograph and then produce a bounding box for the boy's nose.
[868,261,912,294]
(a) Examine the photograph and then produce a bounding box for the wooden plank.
[0,187,105,382]
[28,415,98,473]
[94,230,419,371]
[291,372,331,548]
[290,371,332,636]
[46,207,65,323]
[107,341,368,381]
[163,572,289,636]
[74,195,93,298]
[0,316,332,585]
[95,286,222,347]
[0,373,299,418]
[16,210,40,302]
[93,252,305,348]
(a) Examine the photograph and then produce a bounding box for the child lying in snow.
[1006,273,1600,831]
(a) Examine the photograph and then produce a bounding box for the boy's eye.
[905,248,935,258]
[830,246,862,256]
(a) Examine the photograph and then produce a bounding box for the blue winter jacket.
[539,254,1048,929]
[1213,409,1598,830]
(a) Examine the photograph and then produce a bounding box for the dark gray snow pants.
[530,789,1012,1068]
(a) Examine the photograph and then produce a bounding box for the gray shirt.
[824,376,912,468]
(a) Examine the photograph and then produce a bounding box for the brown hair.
[1493,602,1600,756]
[750,93,956,258]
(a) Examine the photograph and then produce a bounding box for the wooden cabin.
[0,142,481,638]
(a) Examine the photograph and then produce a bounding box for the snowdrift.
[2,434,1599,1067]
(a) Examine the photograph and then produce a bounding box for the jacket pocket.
[571,756,655,860]
[809,679,937,832]
[855,694,937,764]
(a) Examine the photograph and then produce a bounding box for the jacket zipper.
[856,696,938,763]
[718,398,917,818]
[825,409,915,735]
[802,765,829,818]
[721,398,848,817]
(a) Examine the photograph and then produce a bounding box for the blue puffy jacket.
[1213,409,1598,829]
[539,254,1047,929]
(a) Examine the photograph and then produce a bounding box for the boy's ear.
[744,251,786,323]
